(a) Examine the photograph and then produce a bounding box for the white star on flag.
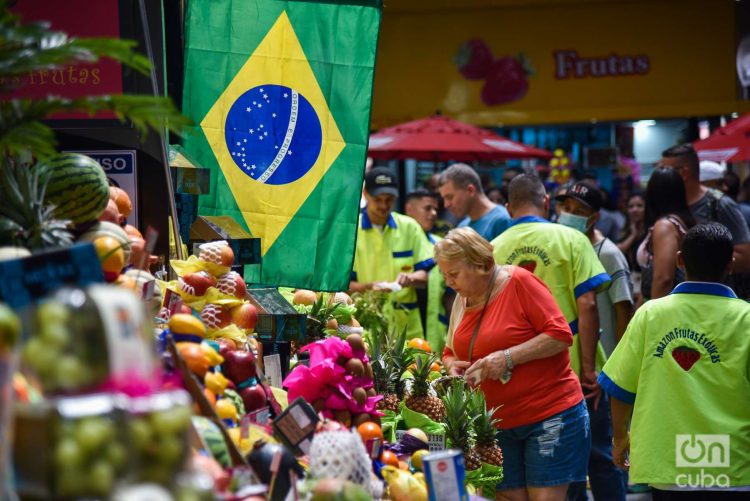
[272,113,277,118]
[246,107,251,112]
[283,93,288,98]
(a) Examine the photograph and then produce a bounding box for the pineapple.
[471,390,503,467]
[374,329,412,412]
[405,354,445,422]
[443,380,481,470]
[0,161,73,249]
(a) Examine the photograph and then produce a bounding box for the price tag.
[245,406,271,427]
[272,397,319,455]
[263,354,283,388]
[395,430,446,451]
[88,284,155,379]
[0,243,103,309]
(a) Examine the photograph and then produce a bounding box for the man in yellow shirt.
[350,168,435,338]
[405,189,449,352]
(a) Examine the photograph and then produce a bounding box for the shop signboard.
[8,0,123,119]
[372,0,750,127]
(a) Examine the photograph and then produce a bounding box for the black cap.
[555,181,603,212]
[364,167,399,197]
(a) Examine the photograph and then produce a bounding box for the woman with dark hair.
[636,168,696,300]
[617,193,647,300]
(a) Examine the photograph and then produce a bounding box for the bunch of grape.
[22,295,108,393]
[54,415,126,497]
[128,398,192,486]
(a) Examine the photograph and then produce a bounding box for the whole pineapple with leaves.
[405,353,445,422]
[0,160,73,249]
[471,390,503,467]
[373,329,412,412]
[443,380,481,470]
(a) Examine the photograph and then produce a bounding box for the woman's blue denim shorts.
[496,399,591,490]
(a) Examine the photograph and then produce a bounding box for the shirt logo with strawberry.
[455,38,534,106]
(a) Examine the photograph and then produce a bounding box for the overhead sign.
[8,0,123,119]
[67,150,138,227]
[371,0,749,127]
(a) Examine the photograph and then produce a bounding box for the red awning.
[368,115,552,162]
[693,113,750,163]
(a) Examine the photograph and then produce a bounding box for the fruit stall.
[0,150,507,501]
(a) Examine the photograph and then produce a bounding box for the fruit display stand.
[0,154,507,500]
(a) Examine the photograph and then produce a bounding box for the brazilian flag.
[182,0,382,290]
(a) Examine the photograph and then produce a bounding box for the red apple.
[240,383,267,412]
[230,303,258,330]
[217,271,247,298]
[216,338,237,358]
[200,304,231,329]
[179,271,216,296]
[222,349,257,383]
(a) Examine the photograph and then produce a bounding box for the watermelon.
[37,153,110,224]
[78,221,132,263]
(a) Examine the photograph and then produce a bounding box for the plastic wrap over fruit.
[309,430,379,496]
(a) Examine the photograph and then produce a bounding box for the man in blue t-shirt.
[438,163,511,241]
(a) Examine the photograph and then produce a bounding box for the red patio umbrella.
[694,113,750,163]
[368,115,552,162]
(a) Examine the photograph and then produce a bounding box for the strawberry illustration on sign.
[481,55,532,106]
[455,39,494,80]
[672,346,700,371]
[519,260,537,273]
[455,39,534,106]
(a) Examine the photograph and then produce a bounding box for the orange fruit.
[407,338,432,353]
[357,421,384,442]
[381,450,399,467]
[430,362,441,373]
[109,186,132,217]
[293,289,317,305]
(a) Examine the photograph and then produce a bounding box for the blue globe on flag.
[224,84,322,185]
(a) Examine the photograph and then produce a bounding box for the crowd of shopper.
[352,144,750,500]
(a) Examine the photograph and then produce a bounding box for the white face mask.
[558,211,591,233]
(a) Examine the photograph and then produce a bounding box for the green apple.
[89,460,115,495]
[22,337,58,375]
[54,437,85,468]
[36,301,70,324]
[39,324,71,349]
[74,417,115,453]
[129,417,152,451]
[106,442,127,470]
[0,303,20,350]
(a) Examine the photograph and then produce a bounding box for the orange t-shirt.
[443,266,583,429]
